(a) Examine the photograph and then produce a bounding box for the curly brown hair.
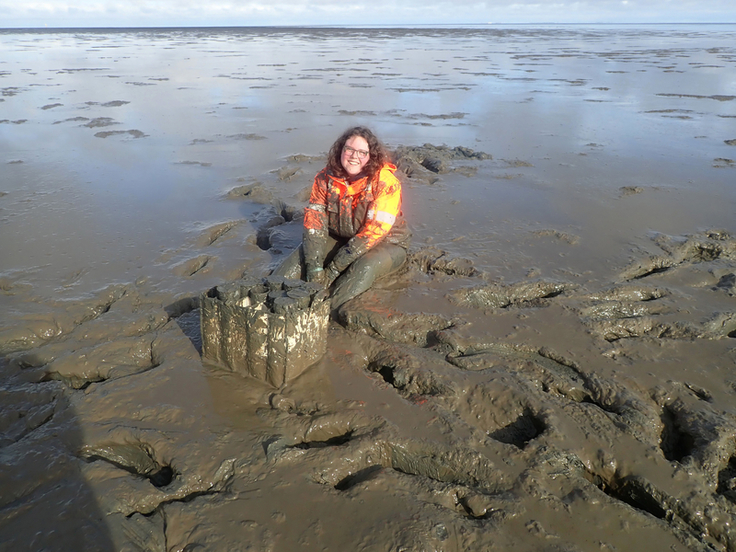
[326,126,388,181]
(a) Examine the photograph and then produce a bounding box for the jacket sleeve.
[302,172,329,272]
[330,166,402,273]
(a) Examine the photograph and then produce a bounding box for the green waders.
[272,236,406,309]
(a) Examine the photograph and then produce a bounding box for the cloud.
[0,0,734,26]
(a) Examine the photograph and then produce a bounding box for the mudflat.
[1,26,736,551]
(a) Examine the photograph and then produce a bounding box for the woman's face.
[340,135,370,177]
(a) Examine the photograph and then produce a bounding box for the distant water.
[1,25,735,293]
[2,24,734,160]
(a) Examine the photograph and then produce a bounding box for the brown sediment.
[657,93,736,102]
[94,129,147,138]
[3,28,736,552]
[83,117,118,128]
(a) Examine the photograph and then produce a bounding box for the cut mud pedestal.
[200,276,329,387]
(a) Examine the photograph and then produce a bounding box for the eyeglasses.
[343,145,370,159]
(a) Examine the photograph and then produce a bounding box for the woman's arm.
[302,171,329,281]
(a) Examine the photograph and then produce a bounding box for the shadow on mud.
[0,357,117,551]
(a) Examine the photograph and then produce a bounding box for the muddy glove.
[306,266,326,285]
[324,264,341,287]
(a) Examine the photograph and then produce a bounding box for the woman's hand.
[324,264,341,287]
[306,266,326,285]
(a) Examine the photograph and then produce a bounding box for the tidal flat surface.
[1,25,736,551]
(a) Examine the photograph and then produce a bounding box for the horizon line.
[3,22,736,30]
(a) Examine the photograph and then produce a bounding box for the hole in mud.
[368,361,402,389]
[278,204,299,222]
[366,359,444,398]
[659,406,696,463]
[334,465,383,491]
[590,474,667,520]
[256,228,272,251]
[149,465,175,488]
[580,394,620,416]
[633,266,671,280]
[86,455,176,488]
[254,213,289,251]
[292,431,354,450]
[377,365,396,386]
[40,372,104,390]
[489,411,545,449]
[187,257,210,276]
[541,289,565,300]
[716,273,735,289]
[717,455,736,502]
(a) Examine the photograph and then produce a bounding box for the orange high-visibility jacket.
[303,163,409,273]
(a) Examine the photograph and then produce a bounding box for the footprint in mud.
[251,203,303,255]
[194,220,240,248]
[4,289,174,390]
[576,284,675,341]
[226,181,274,203]
[392,143,491,184]
[714,272,736,296]
[619,229,736,282]
[582,464,736,552]
[11,335,163,390]
[652,390,736,475]
[575,230,736,342]
[81,441,175,488]
[0,285,127,355]
[434,328,662,443]
[337,299,458,347]
[267,405,511,513]
[340,331,449,399]
[409,246,479,277]
[442,375,549,450]
[489,410,546,449]
[263,407,381,459]
[171,254,214,277]
[79,423,240,518]
[273,164,303,182]
[448,279,571,310]
[261,387,515,523]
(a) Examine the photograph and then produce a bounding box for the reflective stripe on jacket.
[303,163,408,272]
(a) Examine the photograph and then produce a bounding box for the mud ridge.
[448,279,572,310]
[0,285,128,355]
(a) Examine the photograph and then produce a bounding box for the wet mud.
[4,149,736,550]
[2,25,736,552]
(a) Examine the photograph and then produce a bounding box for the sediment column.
[200,276,329,386]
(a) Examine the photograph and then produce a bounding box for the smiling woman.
[272,126,411,309]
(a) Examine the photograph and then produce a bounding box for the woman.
[273,126,410,308]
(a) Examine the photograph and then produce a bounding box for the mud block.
[200,277,329,387]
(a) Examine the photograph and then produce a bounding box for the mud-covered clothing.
[302,163,409,276]
[271,237,407,308]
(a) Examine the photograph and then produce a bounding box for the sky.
[1,0,735,28]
